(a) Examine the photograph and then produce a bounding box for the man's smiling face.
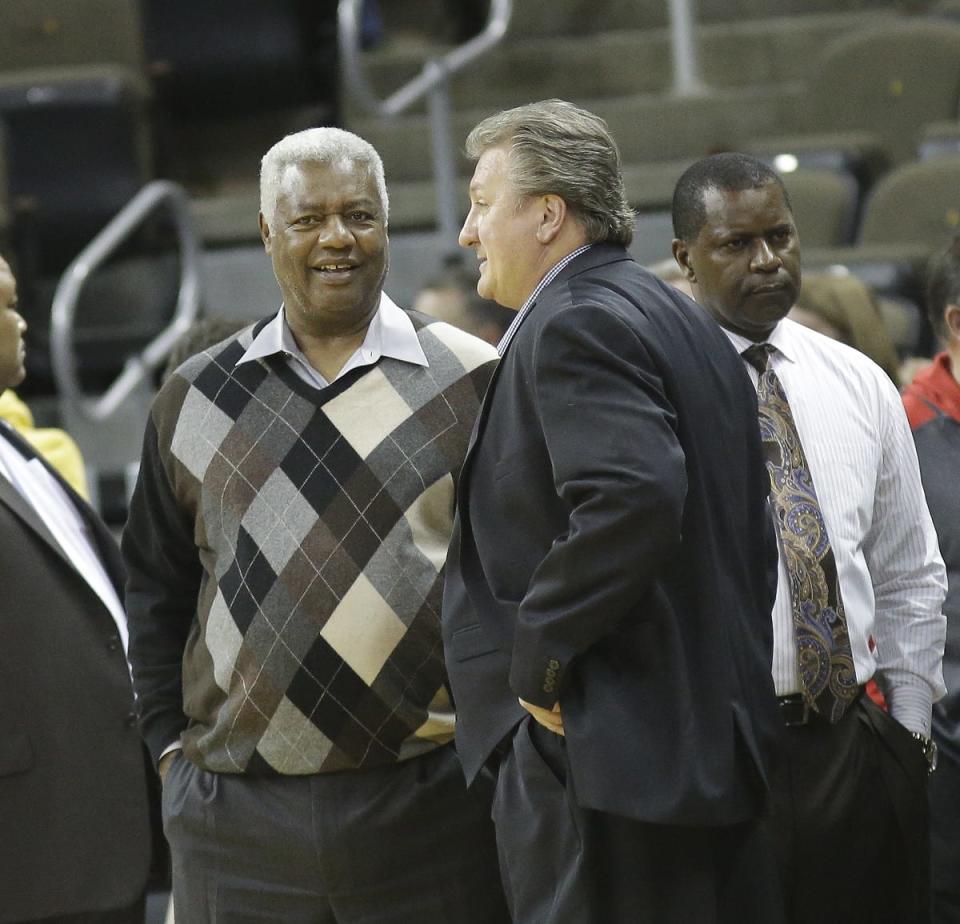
[260,158,388,337]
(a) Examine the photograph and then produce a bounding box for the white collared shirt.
[236,291,428,387]
[0,425,129,653]
[723,319,947,735]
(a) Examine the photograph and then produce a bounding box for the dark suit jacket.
[0,424,153,921]
[443,245,780,826]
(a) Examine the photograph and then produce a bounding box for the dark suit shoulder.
[538,259,725,358]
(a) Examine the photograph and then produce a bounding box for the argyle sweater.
[123,311,498,774]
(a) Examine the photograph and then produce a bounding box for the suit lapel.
[0,461,69,560]
[460,245,632,492]
[0,424,123,595]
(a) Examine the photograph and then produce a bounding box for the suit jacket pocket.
[450,624,500,662]
[0,732,33,777]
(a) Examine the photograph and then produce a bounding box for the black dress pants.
[24,898,145,924]
[491,717,785,924]
[930,749,960,924]
[768,694,930,924]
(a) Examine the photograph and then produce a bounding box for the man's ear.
[258,212,272,254]
[671,239,696,282]
[945,303,960,340]
[535,194,568,245]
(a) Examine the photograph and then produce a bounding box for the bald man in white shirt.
[672,154,947,924]
[0,254,155,923]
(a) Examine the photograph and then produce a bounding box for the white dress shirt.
[0,425,128,652]
[723,319,947,735]
[237,291,428,387]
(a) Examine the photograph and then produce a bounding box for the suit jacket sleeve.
[509,301,688,707]
[122,415,202,765]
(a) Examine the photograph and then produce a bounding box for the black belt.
[777,693,813,727]
[777,687,867,727]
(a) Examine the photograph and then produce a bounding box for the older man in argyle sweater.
[122,128,508,923]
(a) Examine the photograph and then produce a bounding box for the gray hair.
[259,127,389,226]
[464,99,634,247]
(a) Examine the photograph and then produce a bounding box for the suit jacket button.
[107,635,120,652]
[125,712,138,728]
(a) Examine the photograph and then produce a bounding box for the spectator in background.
[787,272,901,384]
[672,152,947,924]
[0,253,157,922]
[902,235,960,924]
[123,127,508,923]
[413,260,512,346]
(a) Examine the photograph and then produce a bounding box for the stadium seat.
[803,157,960,351]
[748,19,960,198]
[782,168,858,246]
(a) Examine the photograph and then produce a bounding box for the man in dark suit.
[443,99,784,922]
[0,254,154,923]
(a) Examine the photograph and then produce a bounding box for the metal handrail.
[668,0,705,97]
[338,0,513,118]
[50,179,201,422]
[337,0,512,249]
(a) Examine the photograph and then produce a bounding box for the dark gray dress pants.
[162,744,509,923]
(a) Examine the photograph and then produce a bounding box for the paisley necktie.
[743,343,858,723]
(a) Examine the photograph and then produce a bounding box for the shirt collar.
[236,291,428,372]
[720,317,797,365]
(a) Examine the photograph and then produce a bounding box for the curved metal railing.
[50,179,200,423]
[338,0,513,117]
[337,0,513,248]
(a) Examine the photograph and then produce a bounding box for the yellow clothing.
[0,390,90,499]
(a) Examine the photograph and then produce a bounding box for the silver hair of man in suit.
[464,99,635,247]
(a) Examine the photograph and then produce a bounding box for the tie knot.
[742,343,774,374]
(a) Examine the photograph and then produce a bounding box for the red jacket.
[902,352,960,427]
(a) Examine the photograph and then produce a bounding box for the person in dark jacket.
[903,236,960,924]
[0,252,155,923]
[443,99,784,923]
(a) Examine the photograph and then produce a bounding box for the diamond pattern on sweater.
[150,313,497,773]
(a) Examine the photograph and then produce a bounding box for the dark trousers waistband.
[777,688,867,727]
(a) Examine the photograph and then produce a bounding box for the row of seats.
[2,0,958,397]
[352,15,960,220]
[3,2,951,262]
[378,0,899,39]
